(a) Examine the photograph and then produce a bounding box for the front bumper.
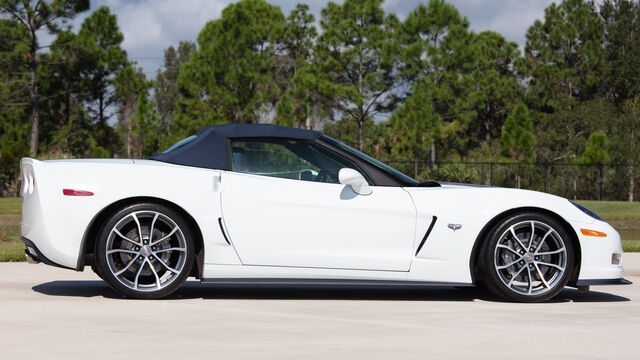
[572,220,625,281]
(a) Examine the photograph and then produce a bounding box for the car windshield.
[321,136,418,186]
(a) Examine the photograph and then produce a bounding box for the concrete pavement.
[1,255,639,359]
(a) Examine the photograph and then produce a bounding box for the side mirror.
[338,168,372,195]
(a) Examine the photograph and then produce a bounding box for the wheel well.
[469,207,581,285]
[77,197,205,279]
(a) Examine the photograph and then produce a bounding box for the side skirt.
[201,278,474,287]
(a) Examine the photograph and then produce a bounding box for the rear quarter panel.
[31,159,239,268]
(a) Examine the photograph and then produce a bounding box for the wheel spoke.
[148,259,162,289]
[153,254,179,274]
[113,229,140,246]
[527,266,533,294]
[151,226,178,246]
[534,229,555,254]
[509,226,528,252]
[536,247,566,256]
[133,258,146,290]
[131,212,144,244]
[534,260,564,271]
[154,247,186,254]
[497,244,521,256]
[507,264,527,287]
[114,254,140,276]
[534,263,551,288]
[497,257,523,270]
[529,221,535,251]
[107,249,138,255]
[149,213,159,244]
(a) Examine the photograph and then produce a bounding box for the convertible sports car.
[20,124,628,301]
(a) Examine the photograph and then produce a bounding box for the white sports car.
[20,124,629,301]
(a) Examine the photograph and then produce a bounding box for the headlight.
[570,201,604,221]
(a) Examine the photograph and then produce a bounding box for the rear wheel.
[479,212,574,302]
[95,203,194,299]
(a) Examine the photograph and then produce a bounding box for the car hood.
[403,183,595,225]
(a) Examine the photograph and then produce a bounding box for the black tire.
[91,263,105,280]
[479,212,575,302]
[95,203,194,299]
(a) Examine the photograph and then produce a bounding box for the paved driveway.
[1,255,639,359]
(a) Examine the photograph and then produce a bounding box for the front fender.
[403,186,597,283]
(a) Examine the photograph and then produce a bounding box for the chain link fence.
[383,160,640,201]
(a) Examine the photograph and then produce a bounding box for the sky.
[40,0,557,78]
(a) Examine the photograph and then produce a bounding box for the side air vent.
[218,217,231,245]
[415,216,437,256]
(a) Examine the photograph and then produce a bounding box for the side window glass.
[230,139,370,184]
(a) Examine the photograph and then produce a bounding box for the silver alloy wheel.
[493,220,567,296]
[105,210,187,292]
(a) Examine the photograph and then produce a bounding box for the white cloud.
[447,0,556,46]
[383,0,557,47]
[95,0,229,74]
[114,0,228,52]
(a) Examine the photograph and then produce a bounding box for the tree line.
[1,0,640,200]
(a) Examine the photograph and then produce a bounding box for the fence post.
[490,163,494,186]
[544,164,548,193]
[599,165,603,201]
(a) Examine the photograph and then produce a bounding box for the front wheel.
[479,212,575,302]
[95,203,194,299]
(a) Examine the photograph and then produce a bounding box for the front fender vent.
[415,216,437,256]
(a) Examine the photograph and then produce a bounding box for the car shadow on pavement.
[32,280,630,303]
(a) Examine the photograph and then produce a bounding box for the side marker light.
[580,229,607,237]
[62,189,94,196]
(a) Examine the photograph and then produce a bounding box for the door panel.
[221,172,416,271]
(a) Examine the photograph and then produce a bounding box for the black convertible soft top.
[149,124,322,170]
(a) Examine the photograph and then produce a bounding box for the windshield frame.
[161,135,198,154]
[320,135,418,186]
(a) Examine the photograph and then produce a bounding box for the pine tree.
[399,0,476,163]
[274,4,319,129]
[500,103,536,188]
[467,31,523,143]
[525,0,604,110]
[579,131,609,199]
[77,6,128,125]
[600,0,640,105]
[132,92,162,158]
[579,131,610,165]
[388,80,438,178]
[0,19,29,191]
[115,64,151,157]
[315,0,401,151]
[0,0,89,156]
[173,0,285,139]
[599,0,640,201]
[155,41,196,128]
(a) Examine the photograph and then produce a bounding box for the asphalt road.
[1,256,639,360]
